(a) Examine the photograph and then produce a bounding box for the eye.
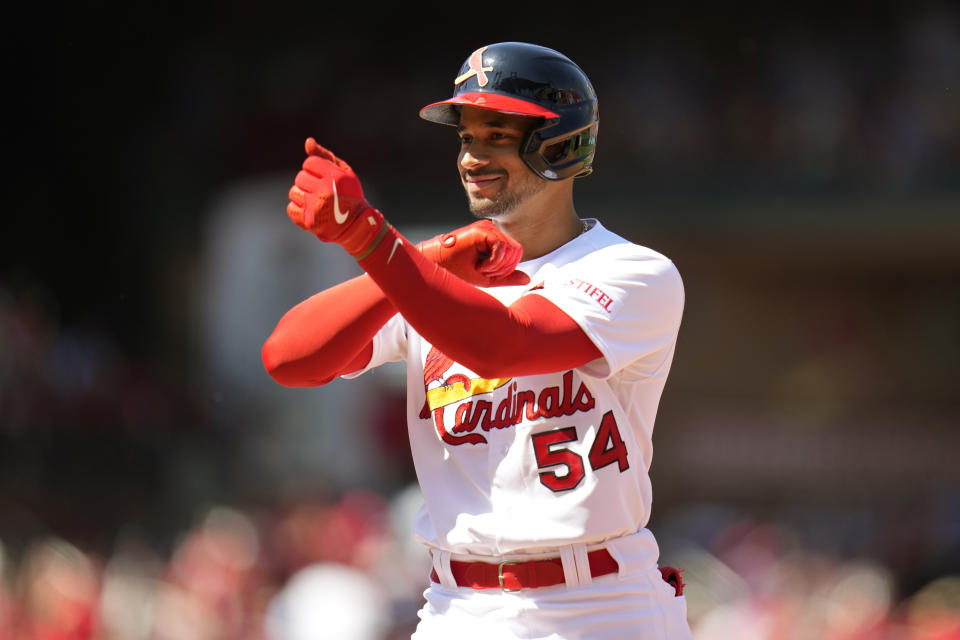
[488,130,523,146]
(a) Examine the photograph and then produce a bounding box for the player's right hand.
[287,138,387,257]
[418,220,530,287]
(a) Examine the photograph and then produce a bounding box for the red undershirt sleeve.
[261,274,397,386]
[358,225,601,378]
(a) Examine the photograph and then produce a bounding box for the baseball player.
[262,42,691,639]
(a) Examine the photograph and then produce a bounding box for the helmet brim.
[419,92,561,126]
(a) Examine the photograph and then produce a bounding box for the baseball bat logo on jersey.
[420,346,595,446]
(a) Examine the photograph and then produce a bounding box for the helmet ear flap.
[521,121,598,181]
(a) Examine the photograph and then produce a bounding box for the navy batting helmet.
[420,42,599,181]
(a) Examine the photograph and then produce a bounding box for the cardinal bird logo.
[421,346,458,419]
[423,346,455,387]
[420,346,511,444]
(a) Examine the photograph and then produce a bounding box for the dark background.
[1,1,958,637]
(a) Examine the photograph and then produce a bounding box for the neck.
[492,186,583,261]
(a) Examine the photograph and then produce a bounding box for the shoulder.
[573,223,682,286]
[527,223,683,321]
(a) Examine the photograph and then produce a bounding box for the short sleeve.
[524,245,684,379]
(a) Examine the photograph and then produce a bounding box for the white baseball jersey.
[346,219,684,557]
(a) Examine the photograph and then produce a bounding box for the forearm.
[358,225,600,377]
[262,274,396,386]
[274,136,596,380]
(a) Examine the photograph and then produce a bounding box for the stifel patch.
[564,278,616,313]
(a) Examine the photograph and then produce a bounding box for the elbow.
[261,339,288,384]
[261,339,301,387]
[261,338,335,387]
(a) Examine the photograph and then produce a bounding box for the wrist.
[335,207,389,258]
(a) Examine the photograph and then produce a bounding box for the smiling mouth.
[464,173,504,192]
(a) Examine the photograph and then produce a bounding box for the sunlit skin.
[456,105,585,261]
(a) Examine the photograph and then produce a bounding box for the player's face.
[456,106,546,218]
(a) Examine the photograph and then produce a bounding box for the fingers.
[302,154,331,178]
[288,184,319,229]
[304,137,353,173]
[287,186,306,226]
[295,167,323,193]
[495,270,532,286]
[286,200,303,224]
[504,241,522,266]
[480,241,509,274]
[477,266,531,287]
[288,185,306,208]
[302,152,357,183]
[304,137,333,160]
[478,233,522,277]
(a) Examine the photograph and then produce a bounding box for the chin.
[467,197,500,217]
[469,191,524,216]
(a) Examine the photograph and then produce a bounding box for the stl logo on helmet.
[455,46,493,87]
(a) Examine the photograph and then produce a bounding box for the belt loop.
[559,546,582,589]
[573,544,593,587]
[431,550,458,589]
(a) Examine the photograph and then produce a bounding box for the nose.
[459,144,488,171]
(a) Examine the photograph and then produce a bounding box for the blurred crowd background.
[2,1,959,638]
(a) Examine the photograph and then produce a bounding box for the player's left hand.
[418,220,530,287]
[287,138,386,256]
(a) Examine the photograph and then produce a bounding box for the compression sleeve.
[358,226,601,378]
[261,274,397,386]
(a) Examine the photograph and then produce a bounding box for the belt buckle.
[498,560,522,592]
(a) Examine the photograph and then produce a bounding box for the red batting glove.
[287,138,389,258]
[418,220,530,287]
